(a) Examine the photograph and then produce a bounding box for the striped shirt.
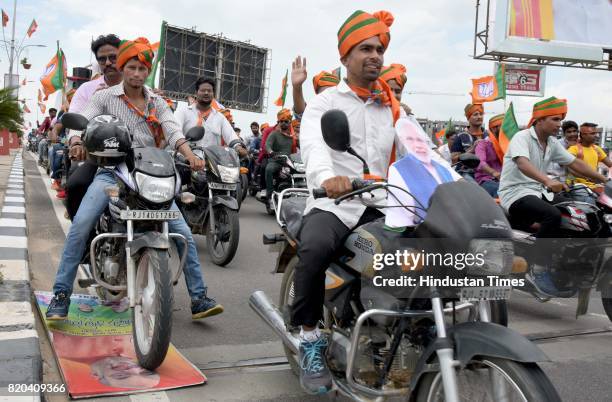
[67,83,184,149]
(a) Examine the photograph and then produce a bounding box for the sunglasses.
[96,55,117,63]
[279,120,291,124]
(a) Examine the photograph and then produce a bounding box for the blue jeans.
[50,144,65,180]
[53,170,207,300]
[38,139,48,162]
[480,180,499,197]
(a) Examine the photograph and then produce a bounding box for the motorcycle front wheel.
[206,206,240,266]
[415,357,561,402]
[132,248,173,370]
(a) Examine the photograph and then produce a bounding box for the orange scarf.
[120,94,164,148]
[488,133,504,165]
[196,108,212,127]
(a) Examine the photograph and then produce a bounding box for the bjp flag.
[40,45,67,100]
[470,64,506,104]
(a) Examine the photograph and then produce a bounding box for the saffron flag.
[26,19,37,37]
[509,0,554,40]
[435,129,446,146]
[37,89,43,102]
[23,104,31,113]
[38,102,46,114]
[274,69,288,107]
[2,9,8,27]
[498,102,520,155]
[40,46,67,100]
[471,64,506,103]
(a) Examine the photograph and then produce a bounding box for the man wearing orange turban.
[498,96,607,296]
[450,103,486,164]
[312,71,340,94]
[293,10,400,394]
[46,38,227,323]
[379,63,406,101]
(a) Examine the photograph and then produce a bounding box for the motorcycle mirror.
[459,153,481,169]
[61,113,89,131]
[321,109,351,152]
[605,181,612,198]
[185,126,205,142]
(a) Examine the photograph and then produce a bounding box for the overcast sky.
[2,0,611,132]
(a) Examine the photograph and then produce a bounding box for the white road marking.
[0,235,27,248]
[5,197,26,203]
[0,218,26,227]
[2,206,25,214]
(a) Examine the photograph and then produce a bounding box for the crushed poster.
[35,291,206,399]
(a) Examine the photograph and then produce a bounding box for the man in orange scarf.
[293,9,397,394]
[379,63,406,102]
[47,37,224,323]
[499,97,607,296]
[474,114,504,197]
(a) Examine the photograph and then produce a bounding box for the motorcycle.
[255,152,307,215]
[510,183,612,321]
[250,110,560,401]
[248,148,261,197]
[63,113,199,370]
[174,133,241,267]
[237,151,250,205]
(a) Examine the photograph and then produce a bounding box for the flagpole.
[7,0,17,86]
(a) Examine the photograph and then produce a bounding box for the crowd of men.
[24,7,609,397]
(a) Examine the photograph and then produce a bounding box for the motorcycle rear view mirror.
[321,109,371,175]
[459,153,481,169]
[185,126,205,142]
[61,113,89,131]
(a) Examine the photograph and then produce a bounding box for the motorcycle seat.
[280,196,308,239]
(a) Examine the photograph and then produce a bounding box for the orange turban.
[528,97,567,127]
[220,109,234,123]
[291,119,300,128]
[465,103,484,120]
[379,63,407,89]
[488,114,504,131]
[337,10,394,57]
[117,37,155,70]
[313,71,340,93]
[260,123,270,131]
[277,108,292,121]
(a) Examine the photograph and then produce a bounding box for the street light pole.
[7,0,17,85]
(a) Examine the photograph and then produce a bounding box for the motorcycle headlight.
[467,239,514,276]
[604,214,612,224]
[294,163,306,173]
[217,165,240,183]
[135,172,175,203]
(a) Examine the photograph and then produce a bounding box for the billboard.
[474,0,612,70]
[159,22,270,113]
[496,62,546,97]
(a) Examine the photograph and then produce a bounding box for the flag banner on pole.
[145,22,166,88]
[2,9,8,27]
[27,19,38,37]
[21,77,27,86]
[498,102,520,155]
[23,104,31,113]
[37,89,43,102]
[435,129,446,146]
[273,69,288,107]
[40,45,67,100]
[470,64,506,103]
[38,102,46,114]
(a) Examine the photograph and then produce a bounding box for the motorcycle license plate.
[119,210,181,220]
[208,182,237,191]
[292,174,306,179]
[460,286,511,301]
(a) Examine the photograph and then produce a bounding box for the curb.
[0,151,43,393]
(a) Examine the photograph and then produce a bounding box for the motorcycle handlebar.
[312,179,372,199]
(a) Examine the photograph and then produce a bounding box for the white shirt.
[174,103,239,148]
[301,80,397,228]
[437,144,452,164]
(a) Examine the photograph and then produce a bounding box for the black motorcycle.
[255,152,307,215]
[175,132,241,267]
[510,184,612,321]
[63,113,199,370]
[251,110,560,401]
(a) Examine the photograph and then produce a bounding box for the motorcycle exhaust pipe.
[249,291,300,355]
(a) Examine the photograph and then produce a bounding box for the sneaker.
[56,189,66,199]
[46,292,71,320]
[525,271,569,298]
[51,180,61,191]
[298,337,332,395]
[191,296,224,320]
[256,189,267,199]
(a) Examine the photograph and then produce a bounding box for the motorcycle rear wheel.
[206,206,240,266]
[415,357,561,402]
[132,248,173,370]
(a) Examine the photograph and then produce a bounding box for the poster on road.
[35,291,207,399]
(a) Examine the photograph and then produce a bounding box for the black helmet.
[84,115,131,158]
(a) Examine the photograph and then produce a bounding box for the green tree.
[0,87,24,132]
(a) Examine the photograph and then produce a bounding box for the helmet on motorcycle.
[83,115,131,166]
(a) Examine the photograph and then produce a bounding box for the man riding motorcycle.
[264,109,297,206]
[46,38,223,322]
[295,9,399,394]
[498,97,608,296]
